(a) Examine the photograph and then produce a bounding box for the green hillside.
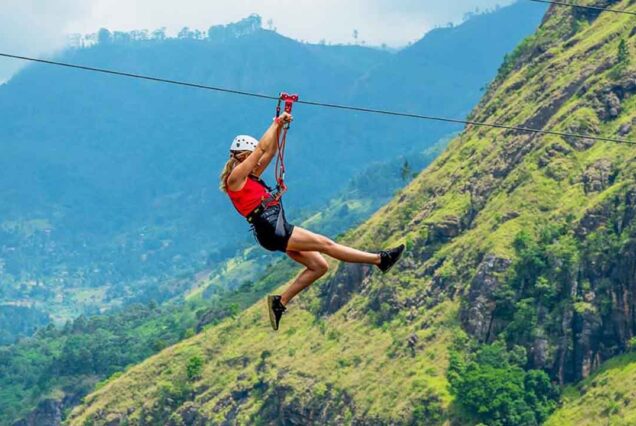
[68,2,636,424]
[3,144,444,425]
[546,352,636,425]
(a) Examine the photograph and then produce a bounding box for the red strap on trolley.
[274,92,298,200]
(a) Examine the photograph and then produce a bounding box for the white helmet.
[230,135,259,152]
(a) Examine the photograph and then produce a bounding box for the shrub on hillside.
[448,342,559,426]
[186,355,203,381]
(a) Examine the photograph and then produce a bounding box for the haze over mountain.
[0,1,546,344]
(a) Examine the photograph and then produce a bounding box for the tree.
[448,343,559,426]
[186,355,203,381]
[112,31,131,44]
[178,27,194,39]
[400,160,412,182]
[152,27,166,40]
[618,39,630,65]
[130,30,149,41]
[97,28,112,45]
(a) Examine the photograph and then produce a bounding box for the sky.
[0,0,516,82]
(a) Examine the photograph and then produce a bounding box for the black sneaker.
[378,244,406,273]
[267,295,287,331]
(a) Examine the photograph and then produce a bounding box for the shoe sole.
[382,245,406,274]
[267,296,278,331]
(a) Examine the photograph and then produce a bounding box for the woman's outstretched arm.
[227,113,291,190]
[252,119,283,177]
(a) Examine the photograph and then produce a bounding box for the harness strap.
[274,127,288,200]
[273,92,298,201]
[247,199,287,239]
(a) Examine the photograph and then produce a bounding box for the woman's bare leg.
[281,250,329,305]
[286,226,381,265]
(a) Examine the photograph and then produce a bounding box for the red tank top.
[227,176,279,217]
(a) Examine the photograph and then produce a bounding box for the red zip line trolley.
[272,92,299,201]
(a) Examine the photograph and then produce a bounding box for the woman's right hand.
[276,112,293,126]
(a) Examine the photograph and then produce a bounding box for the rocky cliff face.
[13,399,66,426]
[13,391,87,426]
[460,186,636,384]
[567,188,636,381]
[452,3,636,383]
[67,2,636,424]
[12,400,62,426]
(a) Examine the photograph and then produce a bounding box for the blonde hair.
[219,151,249,192]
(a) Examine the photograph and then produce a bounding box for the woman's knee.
[313,257,329,276]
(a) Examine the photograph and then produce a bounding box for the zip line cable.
[0,53,279,102]
[1,52,635,146]
[528,0,636,17]
[295,99,636,145]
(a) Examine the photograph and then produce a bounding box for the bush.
[412,388,444,424]
[496,35,537,81]
[158,379,191,408]
[492,227,580,352]
[448,343,559,426]
[610,39,631,79]
[186,355,203,381]
[618,39,630,65]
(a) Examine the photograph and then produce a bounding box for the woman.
[220,112,405,330]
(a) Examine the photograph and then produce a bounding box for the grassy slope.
[0,261,304,426]
[545,353,636,425]
[1,142,444,425]
[71,300,460,424]
[69,2,636,424]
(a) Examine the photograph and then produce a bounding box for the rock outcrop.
[319,263,372,315]
[13,399,63,426]
[582,159,614,194]
[460,255,512,342]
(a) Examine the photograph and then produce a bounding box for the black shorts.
[248,204,295,253]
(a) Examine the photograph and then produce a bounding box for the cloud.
[1,0,517,82]
[0,0,92,82]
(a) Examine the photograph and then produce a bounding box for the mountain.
[66,2,636,424]
[0,2,547,342]
[0,141,446,425]
[349,2,550,144]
